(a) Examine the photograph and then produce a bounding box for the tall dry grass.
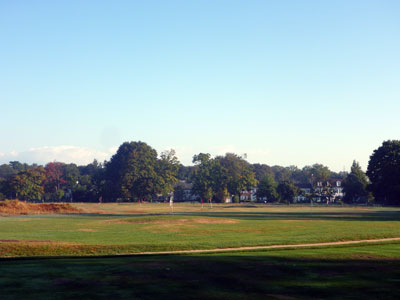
[0,200,81,216]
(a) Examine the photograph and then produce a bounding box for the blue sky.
[1,0,399,171]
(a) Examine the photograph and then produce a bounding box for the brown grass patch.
[192,218,237,224]
[0,240,86,257]
[0,200,81,216]
[0,239,53,243]
[105,218,238,225]
[0,239,23,242]
[324,214,362,218]
[147,224,196,233]
[104,220,132,224]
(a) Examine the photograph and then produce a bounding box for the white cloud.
[107,146,119,154]
[164,145,271,166]
[0,146,116,166]
[0,144,272,168]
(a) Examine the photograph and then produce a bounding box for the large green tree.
[191,153,257,203]
[9,161,28,173]
[105,141,159,201]
[10,167,46,201]
[191,153,223,202]
[177,165,196,182]
[277,181,298,204]
[157,149,180,197]
[252,163,273,182]
[367,140,400,205]
[302,164,331,184]
[0,164,17,179]
[271,165,292,183]
[256,174,278,202]
[77,160,106,202]
[62,164,80,190]
[343,160,369,203]
[217,153,258,198]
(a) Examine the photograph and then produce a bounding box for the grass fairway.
[0,204,400,257]
[1,243,399,299]
[0,203,400,256]
[1,203,400,299]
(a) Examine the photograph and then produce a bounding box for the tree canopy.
[104,142,179,201]
[10,167,45,201]
[191,153,257,202]
[104,141,159,201]
[156,150,180,197]
[343,160,369,203]
[2,139,400,206]
[217,153,258,197]
[256,174,278,202]
[367,140,400,205]
[277,181,298,204]
[191,153,223,201]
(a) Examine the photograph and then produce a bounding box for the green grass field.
[1,203,399,256]
[1,203,399,299]
[1,243,399,299]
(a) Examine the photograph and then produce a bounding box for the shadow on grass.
[0,253,399,299]
[66,210,400,222]
[70,213,165,218]
[173,211,400,222]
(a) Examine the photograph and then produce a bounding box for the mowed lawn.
[1,243,400,299]
[0,203,400,257]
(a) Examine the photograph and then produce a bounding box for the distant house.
[295,179,344,203]
[328,179,344,200]
[295,183,312,202]
[240,188,257,202]
[314,179,344,203]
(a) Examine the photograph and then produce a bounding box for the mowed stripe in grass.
[0,204,400,257]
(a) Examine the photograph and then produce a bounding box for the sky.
[0,0,399,172]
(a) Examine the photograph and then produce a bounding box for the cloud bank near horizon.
[1,144,350,172]
[0,144,271,167]
[0,146,116,166]
[0,144,353,172]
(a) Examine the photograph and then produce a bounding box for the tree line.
[0,140,399,205]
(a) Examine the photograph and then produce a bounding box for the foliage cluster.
[103,142,179,201]
[191,153,258,202]
[0,160,104,202]
[367,140,400,205]
[1,139,400,205]
[0,142,181,203]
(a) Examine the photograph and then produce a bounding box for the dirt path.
[130,237,400,256]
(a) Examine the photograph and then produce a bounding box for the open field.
[1,203,400,299]
[0,203,400,257]
[1,243,400,299]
